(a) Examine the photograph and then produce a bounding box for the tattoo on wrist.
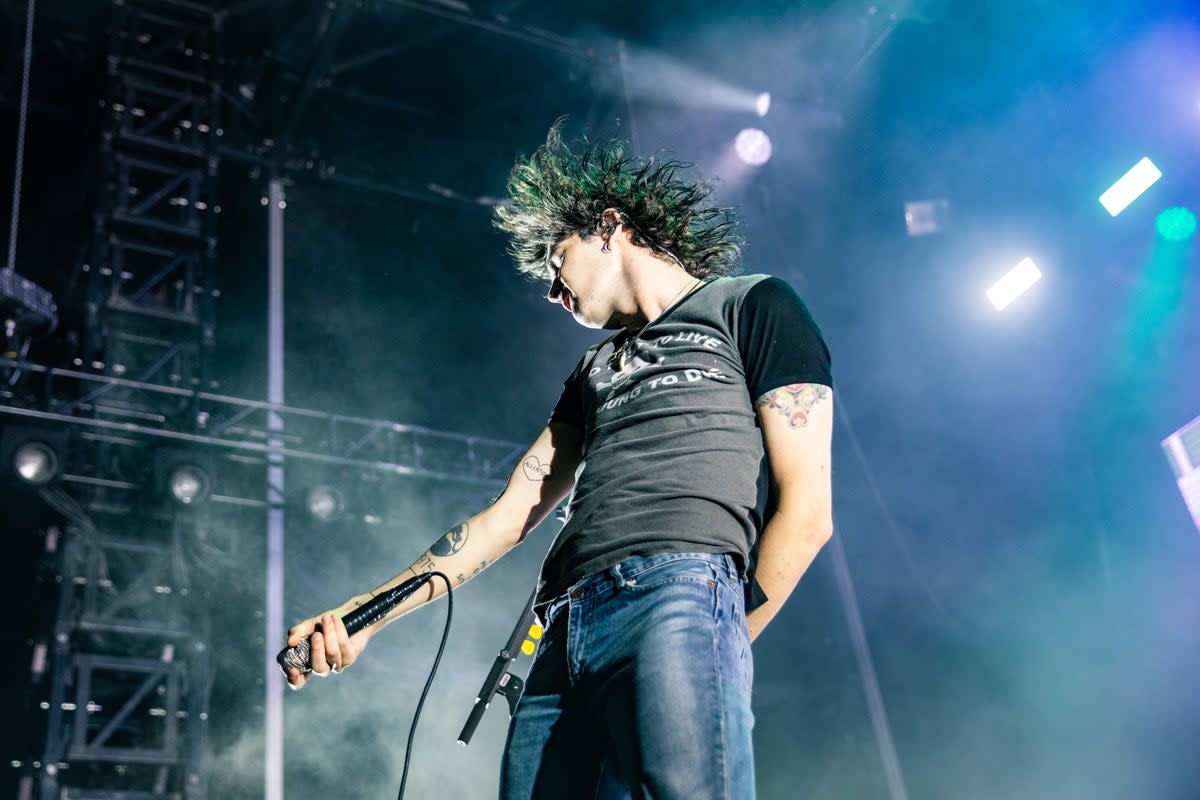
[430,521,469,556]
[757,384,830,429]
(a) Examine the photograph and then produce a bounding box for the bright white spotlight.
[168,464,209,506]
[1099,157,1162,217]
[305,485,345,523]
[755,92,771,117]
[13,441,59,486]
[735,128,772,166]
[987,257,1042,311]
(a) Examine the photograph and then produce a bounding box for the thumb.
[287,618,317,647]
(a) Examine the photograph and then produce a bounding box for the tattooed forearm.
[414,552,436,574]
[756,383,831,429]
[430,521,469,556]
[522,456,551,482]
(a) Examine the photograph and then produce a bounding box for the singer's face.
[545,234,625,330]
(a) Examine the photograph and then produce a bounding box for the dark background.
[2,0,1199,797]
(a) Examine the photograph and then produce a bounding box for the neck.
[620,253,701,331]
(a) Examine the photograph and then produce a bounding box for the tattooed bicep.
[755,383,831,430]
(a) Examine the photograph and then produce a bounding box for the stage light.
[1100,157,1162,217]
[12,441,60,486]
[735,128,772,166]
[987,257,1042,311]
[1162,414,1200,533]
[305,485,345,523]
[167,464,210,506]
[755,92,771,117]
[1156,207,1197,242]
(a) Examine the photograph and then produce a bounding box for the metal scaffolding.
[24,1,224,796]
[78,0,222,398]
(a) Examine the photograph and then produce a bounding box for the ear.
[597,208,631,250]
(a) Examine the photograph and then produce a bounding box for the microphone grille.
[277,639,311,673]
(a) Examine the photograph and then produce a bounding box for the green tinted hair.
[493,122,741,280]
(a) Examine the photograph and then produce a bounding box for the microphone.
[276,573,435,675]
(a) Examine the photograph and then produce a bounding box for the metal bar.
[343,420,389,458]
[130,94,191,144]
[87,665,172,751]
[113,210,201,238]
[206,403,258,438]
[0,405,507,486]
[72,653,95,759]
[93,564,164,626]
[278,1,357,149]
[318,84,430,115]
[137,0,216,22]
[119,57,208,86]
[828,531,909,800]
[4,359,524,447]
[63,342,181,413]
[77,619,189,637]
[63,474,141,491]
[264,175,285,800]
[127,252,188,303]
[129,170,193,217]
[379,0,594,60]
[119,132,206,159]
[214,0,277,23]
[73,746,181,766]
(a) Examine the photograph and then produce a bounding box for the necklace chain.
[614,276,702,371]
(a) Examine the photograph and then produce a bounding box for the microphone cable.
[396,571,452,800]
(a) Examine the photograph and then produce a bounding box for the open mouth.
[562,293,574,313]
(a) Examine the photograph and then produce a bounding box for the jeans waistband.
[536,551,739,627]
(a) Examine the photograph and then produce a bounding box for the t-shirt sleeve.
[736,276,832,398]
[547,356,586,428]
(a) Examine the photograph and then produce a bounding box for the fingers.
[285,611,362,688]
[286,667,308,690]
[319,613,348,673]
[328,614,357,671]
[309,626,331,676]
[307,614,344,677]
[287,618,314,648]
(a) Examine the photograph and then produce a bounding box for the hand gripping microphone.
[276,573,435,675]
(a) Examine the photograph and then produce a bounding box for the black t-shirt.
[540,275,832,606]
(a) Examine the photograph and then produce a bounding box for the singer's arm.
[745,383,834,643]
[285,420,583,688]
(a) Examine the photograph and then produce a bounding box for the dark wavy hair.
[493,123,741,280]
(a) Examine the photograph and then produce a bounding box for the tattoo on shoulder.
[522,455,552,482]
[430,522,469,557]
[756,383,830,429]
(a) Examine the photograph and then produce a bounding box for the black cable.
[397,571,453,800]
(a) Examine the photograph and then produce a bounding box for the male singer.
[285,125,834,800]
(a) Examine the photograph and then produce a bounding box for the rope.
[5,0,37,274]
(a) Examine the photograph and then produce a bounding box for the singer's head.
[493,121,743,287]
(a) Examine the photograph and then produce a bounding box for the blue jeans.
[500,552,755,800]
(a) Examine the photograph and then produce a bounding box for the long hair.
[493,123,741,280]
